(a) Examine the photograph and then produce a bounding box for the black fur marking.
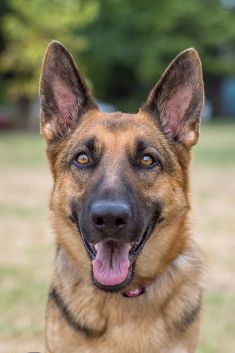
[69,198,96,260]
[61,136,100,170]
[134,139,148,154]
[173,291,202,334]
[49,287,104,337]
[132,138,164,169]
[152,201,164,227]
[132,136,176,175]
[84,136,97,153]
[69,198,79,224]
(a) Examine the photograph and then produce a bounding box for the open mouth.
[82,224,153,291]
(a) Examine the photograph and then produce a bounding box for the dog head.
[40,41,204,292]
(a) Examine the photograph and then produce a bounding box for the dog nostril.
[95,217,105,228]
[115,217,125,228]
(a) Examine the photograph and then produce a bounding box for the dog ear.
[39,41,98,141]
[143,48,204,147]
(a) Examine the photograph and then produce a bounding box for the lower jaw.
[92,263,134,292]
[84,220,156,292]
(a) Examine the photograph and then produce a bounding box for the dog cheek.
[53,216,91,276]
[167,184,189,219]
[153,175,188,220]
[50,197,92,278]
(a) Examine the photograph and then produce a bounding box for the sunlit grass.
[198,292,235,353]
[194,121,235,167]
[0,265,49,337]
[0,132,46,168]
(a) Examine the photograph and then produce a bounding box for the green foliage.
[0,0,98,99]
[1,0,235,110]
[84,0,235,110]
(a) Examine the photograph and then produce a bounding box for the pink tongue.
[92,241,130,286]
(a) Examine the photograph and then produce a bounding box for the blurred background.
[0,0,235,352]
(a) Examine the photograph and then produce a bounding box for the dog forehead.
[60,109,172,167]
[100,111,142,130]
[82,111,140,130]
[79,110,160,142]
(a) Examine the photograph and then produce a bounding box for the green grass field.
[0,122,235,353]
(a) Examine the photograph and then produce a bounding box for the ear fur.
[39,41,97,141]
[142,48,204,147]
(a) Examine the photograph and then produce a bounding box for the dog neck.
[49,242,203,347]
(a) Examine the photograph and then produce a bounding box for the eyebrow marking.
[134,139,149,155]
[60,136,99,168]
[84,136,97,151]
[132,138,164,169]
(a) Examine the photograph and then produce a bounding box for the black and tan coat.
[39,41,204,353]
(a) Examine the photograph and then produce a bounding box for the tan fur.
[45,241,203,353]
[40,42,204,353]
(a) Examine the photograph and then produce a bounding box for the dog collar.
[122,277,158,298]
[122,287,145,298]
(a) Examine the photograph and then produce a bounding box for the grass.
[193,122,235,167]
[0,122,235,352]
[0,203,45,218]
[0,265,48,337]
[198,292,235,353]
[0,132,46,168]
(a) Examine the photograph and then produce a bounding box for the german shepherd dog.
[39,41,204,353]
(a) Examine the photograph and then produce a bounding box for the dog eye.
[140,154,156,167]
[75,152,90,165]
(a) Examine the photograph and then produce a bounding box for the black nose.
[91,201,131,233]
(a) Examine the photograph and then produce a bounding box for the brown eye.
[140,154,155,167]
[76,152,90,165]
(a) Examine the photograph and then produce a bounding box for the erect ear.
[142,48,204,147]
[39,41,98,141]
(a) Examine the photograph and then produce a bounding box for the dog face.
[40,41,204,292]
